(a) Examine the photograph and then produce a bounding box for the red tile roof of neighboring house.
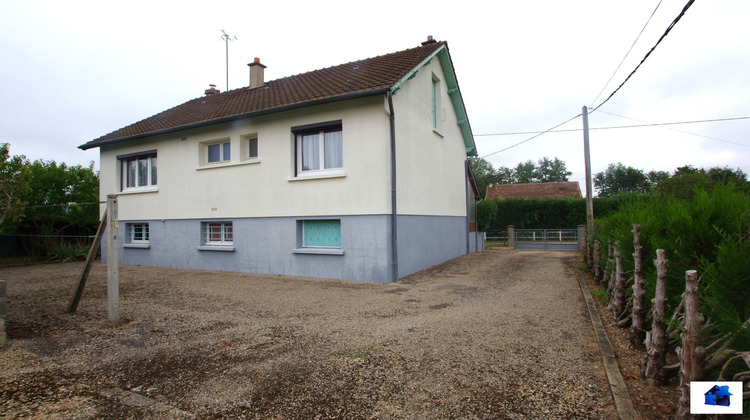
[80,41,447,150]
[485,182,582,200]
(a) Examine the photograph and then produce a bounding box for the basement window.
[293,219,344,255]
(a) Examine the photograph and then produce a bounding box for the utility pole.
[582,106,594,260]
[221,30,237,91]
[106,194,120,323]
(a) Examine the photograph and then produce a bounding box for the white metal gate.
[514,229,579,250]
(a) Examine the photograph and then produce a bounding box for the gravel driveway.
[1,249,617,418]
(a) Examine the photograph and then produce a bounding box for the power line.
[475,115,750,137]
[480,113,582,159]
[594,110,750,147]
[589,0,664,107]
[592,0,697,112]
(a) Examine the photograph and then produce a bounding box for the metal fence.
[513,229,579,250]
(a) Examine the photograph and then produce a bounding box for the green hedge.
[479,193,641,236]
[594,184,750,376]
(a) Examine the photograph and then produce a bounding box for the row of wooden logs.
[584,225,748,419]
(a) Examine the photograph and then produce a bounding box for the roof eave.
[390,44,478,157]
[79,87,391,150]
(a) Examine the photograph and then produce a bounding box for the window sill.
[120,186,158,195]
[123,243,150,249]
[197,159,260,171]
[293,248,345,256]
[197,245,235,252]
[288,170,346,182]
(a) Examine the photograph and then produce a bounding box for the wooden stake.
[593,240,602,284]
[609,244,626,322]
[630,225,646,349]
[676,270,704,419]
[643,249,668,385]
[67,208,107,313]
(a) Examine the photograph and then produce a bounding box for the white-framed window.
[207,141,231,163]
[127,223,150,244]
[203,221,233,245]
[293,121,343,176]
[119,151,157,191]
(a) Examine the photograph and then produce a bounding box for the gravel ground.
[1,249,618,419]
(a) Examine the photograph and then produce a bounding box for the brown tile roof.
[485,182,582,200]
[81,41,447,150]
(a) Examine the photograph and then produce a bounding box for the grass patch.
[589,288,609,306]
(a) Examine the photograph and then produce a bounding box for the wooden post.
[577,225,586,257]
[630,224,646,349]
[593,240,602,284]
[106,194,120,323]
[609,244,626,322]
[643,249,668,385]
[67,210,107,313]
[676,270,705,419]
[603,240,613,294]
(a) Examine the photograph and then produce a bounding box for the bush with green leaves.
[594,184,750,378]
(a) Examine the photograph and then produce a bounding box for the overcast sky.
[2,0,748,188]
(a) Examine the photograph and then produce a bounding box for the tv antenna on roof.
[221,30,237,91]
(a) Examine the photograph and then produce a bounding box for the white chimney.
[248,57,266,88]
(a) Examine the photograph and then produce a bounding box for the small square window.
[207,141,231,163]
[127,223,150,243]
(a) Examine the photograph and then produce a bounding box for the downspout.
[475,198,483,252]
[387,90,398,283]
[465,159,471,254]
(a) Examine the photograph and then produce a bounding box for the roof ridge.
[81,40,449,149]
[267,41,447,84]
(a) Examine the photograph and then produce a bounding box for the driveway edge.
[573,264,641,420]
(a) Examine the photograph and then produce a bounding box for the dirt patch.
[2,250,618,418]
[579,259,680,419]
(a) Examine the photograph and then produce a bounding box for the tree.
[514,160,536,183]
[469,158,495,198]
[494,166,515,184]
[594,163,650,197]
[535,157,571,182]
[20,159,100,236]
[0,143,31,232]
[471,157,573,197]
[653,165,748,199]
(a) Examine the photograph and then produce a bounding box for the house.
[704,384,732,407]
[80,37,482,283]
[485,181,582,200]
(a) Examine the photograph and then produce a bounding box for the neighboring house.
[80,37,482,283]
[485,181,582,200]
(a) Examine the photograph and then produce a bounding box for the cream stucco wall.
[99,96,393,221]
[98,59,470,222]
[391,58,469,217]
